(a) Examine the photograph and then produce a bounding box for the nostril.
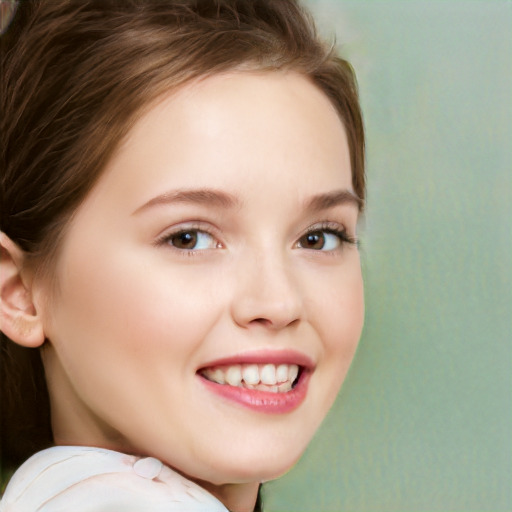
[247,317,300,331]
[251,318,271,326]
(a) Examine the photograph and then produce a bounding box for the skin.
[3,72,364,512]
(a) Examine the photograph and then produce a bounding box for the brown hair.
[1,0,365,473]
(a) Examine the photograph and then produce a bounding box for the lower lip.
[199,371,311,414]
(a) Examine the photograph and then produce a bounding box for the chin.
[206,441,308,486]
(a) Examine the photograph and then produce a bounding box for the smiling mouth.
[199,363,301,393]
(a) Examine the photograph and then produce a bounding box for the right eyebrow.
[132,188,240,215]
[304,189,363,213]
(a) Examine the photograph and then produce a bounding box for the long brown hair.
[1,0,365,473]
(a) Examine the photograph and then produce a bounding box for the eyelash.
[155,222,357,256]
[296,223,358,252]
[154,223,220,256]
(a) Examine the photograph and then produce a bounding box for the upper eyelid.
[300,221,352,237]
[156,220,219,236]
[154,222,222,246]
[304,220,344,230]
[298,222,358,246]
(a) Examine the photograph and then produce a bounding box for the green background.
[265,1,512,511]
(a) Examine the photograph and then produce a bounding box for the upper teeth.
[201,363,299,392]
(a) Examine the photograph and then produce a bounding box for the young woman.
[0,1,365,510]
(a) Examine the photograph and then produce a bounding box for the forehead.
[81,71,353,215]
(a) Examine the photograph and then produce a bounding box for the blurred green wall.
[266,1,512,511]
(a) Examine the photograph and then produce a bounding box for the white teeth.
[260,364,277,385]
[276,364,288,383]
[202,362,302,393]
[212,368,225,385]
[225,365,242,386]
[278,381,293,392]
[242,364,260,385]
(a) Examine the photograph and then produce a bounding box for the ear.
[0,232,45,347]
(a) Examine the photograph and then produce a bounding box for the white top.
[0,446,229,511]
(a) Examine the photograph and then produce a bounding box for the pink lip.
[198,349,315,370]
[197,349,314,414]
[198,370,311,414]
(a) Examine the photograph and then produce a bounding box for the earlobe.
[0,232,45,347]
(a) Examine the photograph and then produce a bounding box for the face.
[38,72,364,487]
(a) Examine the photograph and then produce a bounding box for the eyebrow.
[133,187,362,215]
[133,188,240,215]
[304,189,363,212]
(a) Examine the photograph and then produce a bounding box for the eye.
[164,230,219,251]
[296,227,356,251]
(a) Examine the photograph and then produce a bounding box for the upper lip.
[198,349,315,372]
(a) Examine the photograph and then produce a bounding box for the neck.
[197,480,261,512]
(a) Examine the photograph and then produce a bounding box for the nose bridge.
[231,242,303,330]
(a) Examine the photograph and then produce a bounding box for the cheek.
[312,260,364,400]
[44,246,215,395]
[332,269,364,361]
[54,245,197,335]
[42,249,220,445]
[315,257,364,345]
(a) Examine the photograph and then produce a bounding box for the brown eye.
[164,230,219,251]
[296,229,348,251]
[170,231,197,249]
[298,231,326,250]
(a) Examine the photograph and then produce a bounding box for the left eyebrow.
[132,188,240,215]
[304,189,363,212]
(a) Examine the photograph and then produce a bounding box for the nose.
[230,250,303,330]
